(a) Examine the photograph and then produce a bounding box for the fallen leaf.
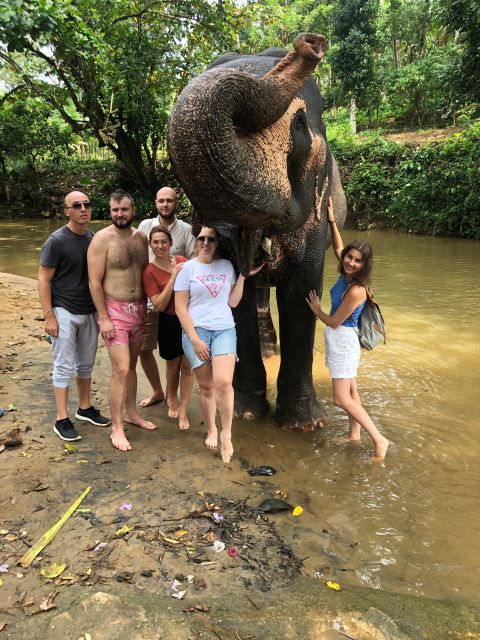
[182,604,210,613]
[0,579,3,587]
[40,563,66,579]
[174,529,188,538]
[0,622,7,631]
[64,444,78,454]
[37,591,59,612]
[114,525,132,537]
[292,506,304,517]
[7,404,17,412]
[4,534,17,542]
[21,452,32,458]
[162,536,181,545]
[0,445,5,454]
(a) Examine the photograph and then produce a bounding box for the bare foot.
[178,410,190,430]
[111,427,132,452]
[139,391,165,408]
[123,412,157,430]
[334,436,361,446]
[371,437,389,462]
[220,433,234,464]
[204,428,218,450]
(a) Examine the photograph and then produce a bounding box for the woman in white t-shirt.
[174,226,250,464]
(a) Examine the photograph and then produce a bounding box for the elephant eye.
[294,113,306,131]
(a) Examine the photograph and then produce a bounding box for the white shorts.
[325,325,360,379]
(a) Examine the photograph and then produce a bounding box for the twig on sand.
[244,594,259,609]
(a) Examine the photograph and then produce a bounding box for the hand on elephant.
[193,337,210,362]
[306,290,322,317]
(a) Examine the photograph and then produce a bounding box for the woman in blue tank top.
[306,197,389,461]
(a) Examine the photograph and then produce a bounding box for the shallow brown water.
[1,219,479,606]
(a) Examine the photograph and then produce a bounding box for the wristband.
[44,309,54,318]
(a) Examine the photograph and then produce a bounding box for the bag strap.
[341,281,374,328]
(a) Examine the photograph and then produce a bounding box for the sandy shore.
[0,273,478,640]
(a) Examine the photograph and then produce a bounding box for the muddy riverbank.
[0,274,479,639]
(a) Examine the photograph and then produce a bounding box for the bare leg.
[123,341,157,430]
[178,356,193,430]
[76,376,92,410]
[139,350,165,407]
[195,364,217,449]
[166,356,181,419]
[212,354,236,464]
[106,344,132,452]
[332,378,389,461]
[53,386,69,421]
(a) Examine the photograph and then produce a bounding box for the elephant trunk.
[168,33,326,228]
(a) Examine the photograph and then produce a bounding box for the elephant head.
[168,33,346,276]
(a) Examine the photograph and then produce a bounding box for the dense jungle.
[0,0,479,237]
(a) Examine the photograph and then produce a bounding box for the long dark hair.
[338,240,373,288]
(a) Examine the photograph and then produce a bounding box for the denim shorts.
[182,326,237,370]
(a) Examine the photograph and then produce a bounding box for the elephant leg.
[274,279,325,430]
[256,287,277,358]
[232,279,269,418]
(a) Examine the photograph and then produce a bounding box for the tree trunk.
[349,97,357,135]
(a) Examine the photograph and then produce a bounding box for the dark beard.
[112,218,133,229]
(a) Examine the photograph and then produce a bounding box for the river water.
[1,219,479,606]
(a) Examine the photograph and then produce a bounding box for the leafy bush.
[329,125,480,238]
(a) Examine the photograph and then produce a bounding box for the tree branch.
[25,43,84,114]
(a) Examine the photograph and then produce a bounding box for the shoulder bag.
[343,285,387,350]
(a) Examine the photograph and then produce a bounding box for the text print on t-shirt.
[196,274,227,297]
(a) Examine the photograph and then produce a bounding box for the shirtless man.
[87,190,157,451]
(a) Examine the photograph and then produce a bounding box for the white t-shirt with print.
[174,258,237,331]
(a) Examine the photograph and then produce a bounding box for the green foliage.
[0,98,73,170]
[0,0,240,192]
[330,0,379,108]
[330,126,480,238]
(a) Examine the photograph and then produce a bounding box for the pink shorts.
[102,299,147,347]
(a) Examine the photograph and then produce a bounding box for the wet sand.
[0,273,479,639]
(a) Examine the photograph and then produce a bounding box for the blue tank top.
[329,275,366,328]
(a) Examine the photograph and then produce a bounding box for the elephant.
[167,33,347,430]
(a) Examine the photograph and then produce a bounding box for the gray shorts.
[51,307,99,388]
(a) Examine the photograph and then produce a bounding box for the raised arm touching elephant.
[167,33,347,430]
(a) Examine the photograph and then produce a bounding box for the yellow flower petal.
[292,506,304,517]
[326,580,342,591]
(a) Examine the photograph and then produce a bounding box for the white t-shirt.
[174,258,237,331]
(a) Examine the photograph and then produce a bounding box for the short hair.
[338,240,373,288]
[149,225,172,243]
[110,189,135,206]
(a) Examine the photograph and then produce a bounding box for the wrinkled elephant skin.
[168,33,347,429]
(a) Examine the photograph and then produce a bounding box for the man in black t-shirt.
[38,191,110,441]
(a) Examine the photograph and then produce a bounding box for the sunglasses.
[196,235,217,243]
[69,202,92,210]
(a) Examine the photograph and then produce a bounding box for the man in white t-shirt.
[137,186,196,407]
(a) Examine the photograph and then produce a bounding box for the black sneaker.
[75,406,111,427]
[53,418,82,442]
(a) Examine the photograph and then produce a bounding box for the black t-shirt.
[40,225,96,314]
